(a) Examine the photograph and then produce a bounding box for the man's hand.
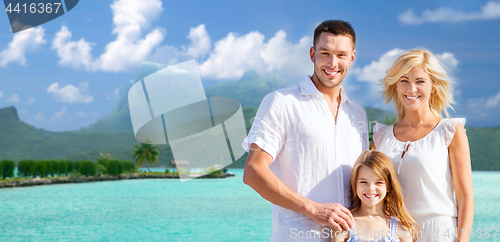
[307,202,353,232]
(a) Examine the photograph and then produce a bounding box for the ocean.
[0,170,498,241]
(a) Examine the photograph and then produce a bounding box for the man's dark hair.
[313,20,355,49]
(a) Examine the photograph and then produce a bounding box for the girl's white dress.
[373,118,464,242]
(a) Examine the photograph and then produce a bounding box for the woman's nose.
[408,83,417,92]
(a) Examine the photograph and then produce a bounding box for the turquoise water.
[0,170,498,241]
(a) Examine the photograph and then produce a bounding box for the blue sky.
[0,0,499,131]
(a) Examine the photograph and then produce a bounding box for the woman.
[372,50,474,242]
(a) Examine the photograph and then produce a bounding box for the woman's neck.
[402,107,441,127]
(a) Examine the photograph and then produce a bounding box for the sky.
[0,0,499,131]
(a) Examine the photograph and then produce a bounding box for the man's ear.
[351,50,356,64]
[310,46,315,63]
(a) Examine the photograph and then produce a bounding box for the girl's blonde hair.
[350,150,418,241]
[381,49,454,120]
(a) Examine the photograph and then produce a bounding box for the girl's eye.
[359,181,367,184]
[376,182,384,185]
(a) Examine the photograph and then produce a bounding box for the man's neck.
[309,75,342,106]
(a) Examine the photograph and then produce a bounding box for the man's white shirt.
[242,76,368,241]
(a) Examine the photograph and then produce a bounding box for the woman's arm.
[449,123,474,242]
[371,140,377,150]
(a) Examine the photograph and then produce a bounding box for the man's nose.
[327,55,338,67]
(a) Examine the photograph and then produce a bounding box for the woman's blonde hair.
[350,150,419,241]
[381,49,454,120]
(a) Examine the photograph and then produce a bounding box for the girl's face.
[356,167,387,210]
[395,66,435,113]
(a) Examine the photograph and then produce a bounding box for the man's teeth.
[325,70,338,75]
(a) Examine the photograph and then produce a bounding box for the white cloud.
[34,112,45,122]
[26,96,35,104]
[0,91,3,98]
[351,48,459,83]
[51,107,67,120]
[486,91,500,108]
[399,1,500,25]
[106,89,119,101]
[6,94,20,103]
[467,91,500,109]
[47,82,94,103]
[436,52,459,69]
[52,0,164,72]
[198,30,312,80]
[351,48,405,82]
[0,27,46,67]
[186,24,211,59]
[76,111,86,117]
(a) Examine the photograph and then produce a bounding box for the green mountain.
[0,67,498,170]
[466,126,500,171]
[0,106,140,161]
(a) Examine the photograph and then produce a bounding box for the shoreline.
[0,172,235,189]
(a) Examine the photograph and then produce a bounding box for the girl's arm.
[397,223,412,242]
[449,123,474,242]
[330,229,348,242]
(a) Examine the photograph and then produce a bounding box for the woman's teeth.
[406,95,419,100]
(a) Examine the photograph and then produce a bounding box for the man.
[242,20,368,241]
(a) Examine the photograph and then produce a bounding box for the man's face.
[310,32,355,89]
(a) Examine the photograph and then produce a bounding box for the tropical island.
[0,143,234,189]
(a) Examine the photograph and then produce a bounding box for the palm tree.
[132,142,160,172]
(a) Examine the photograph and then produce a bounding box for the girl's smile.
[356,167,387,210]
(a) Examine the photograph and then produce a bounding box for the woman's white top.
[373,118,465,218]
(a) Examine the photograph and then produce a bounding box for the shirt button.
[340,199,343,202]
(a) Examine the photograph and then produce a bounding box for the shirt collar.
[299,76,350,105]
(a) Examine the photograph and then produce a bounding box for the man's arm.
[243,143,354,231]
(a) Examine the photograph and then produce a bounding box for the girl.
[332,150,418,242]
[373,49,474,242]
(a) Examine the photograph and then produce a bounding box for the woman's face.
[395,66,435,113]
